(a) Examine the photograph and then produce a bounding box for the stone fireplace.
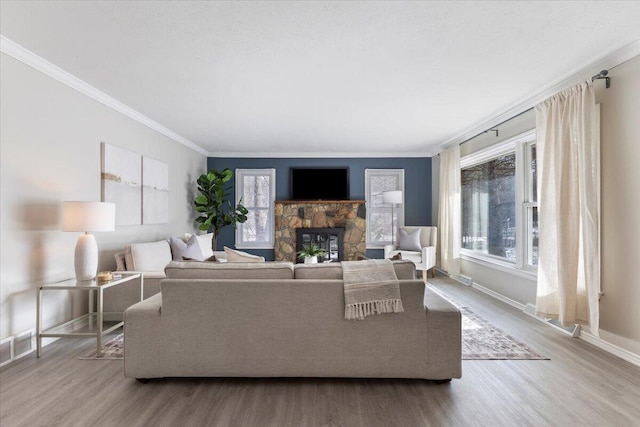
[274,200,366,262]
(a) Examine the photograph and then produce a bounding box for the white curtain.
[438,145,461,278]
[535,82,600,334]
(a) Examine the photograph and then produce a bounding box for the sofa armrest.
[124,293,162,320]
[423,287,462,379]
[384,244,399,258]
[124,293,163,379]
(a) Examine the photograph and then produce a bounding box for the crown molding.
[208,151,436,158]
[1,35,208,156]
[439,39,640,151]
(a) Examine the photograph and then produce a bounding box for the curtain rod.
[449,68,611,151]
[458,107,534,147]
[591,69,611,88]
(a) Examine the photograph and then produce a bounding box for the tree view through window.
[235,169,275,248]
[462,153,516,261]
[365,169,404,247]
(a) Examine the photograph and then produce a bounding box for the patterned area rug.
[80,294,548,361]
[79,334,124,360]
[460,306,548,360]
[430,286,548,360]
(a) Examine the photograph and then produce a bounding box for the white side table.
[36,272,143,357]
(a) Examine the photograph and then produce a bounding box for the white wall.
[596,54,640,356]
[433,54,640,358]
[0,53,207,340]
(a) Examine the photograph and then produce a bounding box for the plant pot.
[304,256,318,264]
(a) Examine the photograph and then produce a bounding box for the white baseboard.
[468,281,640,367]
[470,282,526,311]
[579,331,640,368]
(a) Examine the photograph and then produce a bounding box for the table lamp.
[382,190,403,245]
[62,201,115,281]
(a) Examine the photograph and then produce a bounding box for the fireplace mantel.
[276,200,365,205]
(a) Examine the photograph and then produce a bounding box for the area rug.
[80,300,548,361]
[459,306,548,360]
[430,286,548,360]
[79,334,124,360]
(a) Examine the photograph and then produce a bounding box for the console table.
[36,273,142,357]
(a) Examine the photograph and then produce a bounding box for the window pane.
[527,206,538,266]
[370,175,398,207]
[461,153,516,261]
[531,144,537,202]
[242,209,270,242]
[369,211,393,243]
[242,175,270,208]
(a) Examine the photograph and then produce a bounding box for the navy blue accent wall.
[207,157,432,260]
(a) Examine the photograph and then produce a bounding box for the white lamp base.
[75,233,98,281]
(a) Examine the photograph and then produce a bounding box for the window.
[365,169,404,248]
[460,130,537,272]
[462,153,517,261]
[235,169,276,249]
[523,141,538,267]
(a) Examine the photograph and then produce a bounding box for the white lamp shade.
[382,190,403,204]
[62,202,115,232]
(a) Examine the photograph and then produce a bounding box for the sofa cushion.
[294,260,416,280]
[170,235,204,261]
[130,240,172,271]
[165,261,294,279]
[294,263,343,280]
[398,228,422,252]
[224,246,265,263]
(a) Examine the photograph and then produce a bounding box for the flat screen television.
[290,167,350,200]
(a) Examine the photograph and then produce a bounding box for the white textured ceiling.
[1,1,639,156]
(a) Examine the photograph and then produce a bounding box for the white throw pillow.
[170,234,204,261]
[223,246,265,263]
[185,233,214,258]
[398,228,422,252]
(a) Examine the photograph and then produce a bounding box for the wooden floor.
[1,276,639,427]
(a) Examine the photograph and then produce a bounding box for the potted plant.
[194,168,248,251]
[297,243,327,264]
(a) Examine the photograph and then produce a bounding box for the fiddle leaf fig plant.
[194,168,248,251]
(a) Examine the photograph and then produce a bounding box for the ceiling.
[1,1,639,157]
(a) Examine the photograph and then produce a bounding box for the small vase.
[304,256,318,264]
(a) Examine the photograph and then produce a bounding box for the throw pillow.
[224,246,266,263]
[184,232,214,258]
[389,253,403,261]
[170,235,204,261]
[398,228,422,252]
[114,252,127,271]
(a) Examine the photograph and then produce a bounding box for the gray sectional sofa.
[123,260,462,381]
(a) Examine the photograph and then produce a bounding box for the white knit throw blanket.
[342,259,404,320]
